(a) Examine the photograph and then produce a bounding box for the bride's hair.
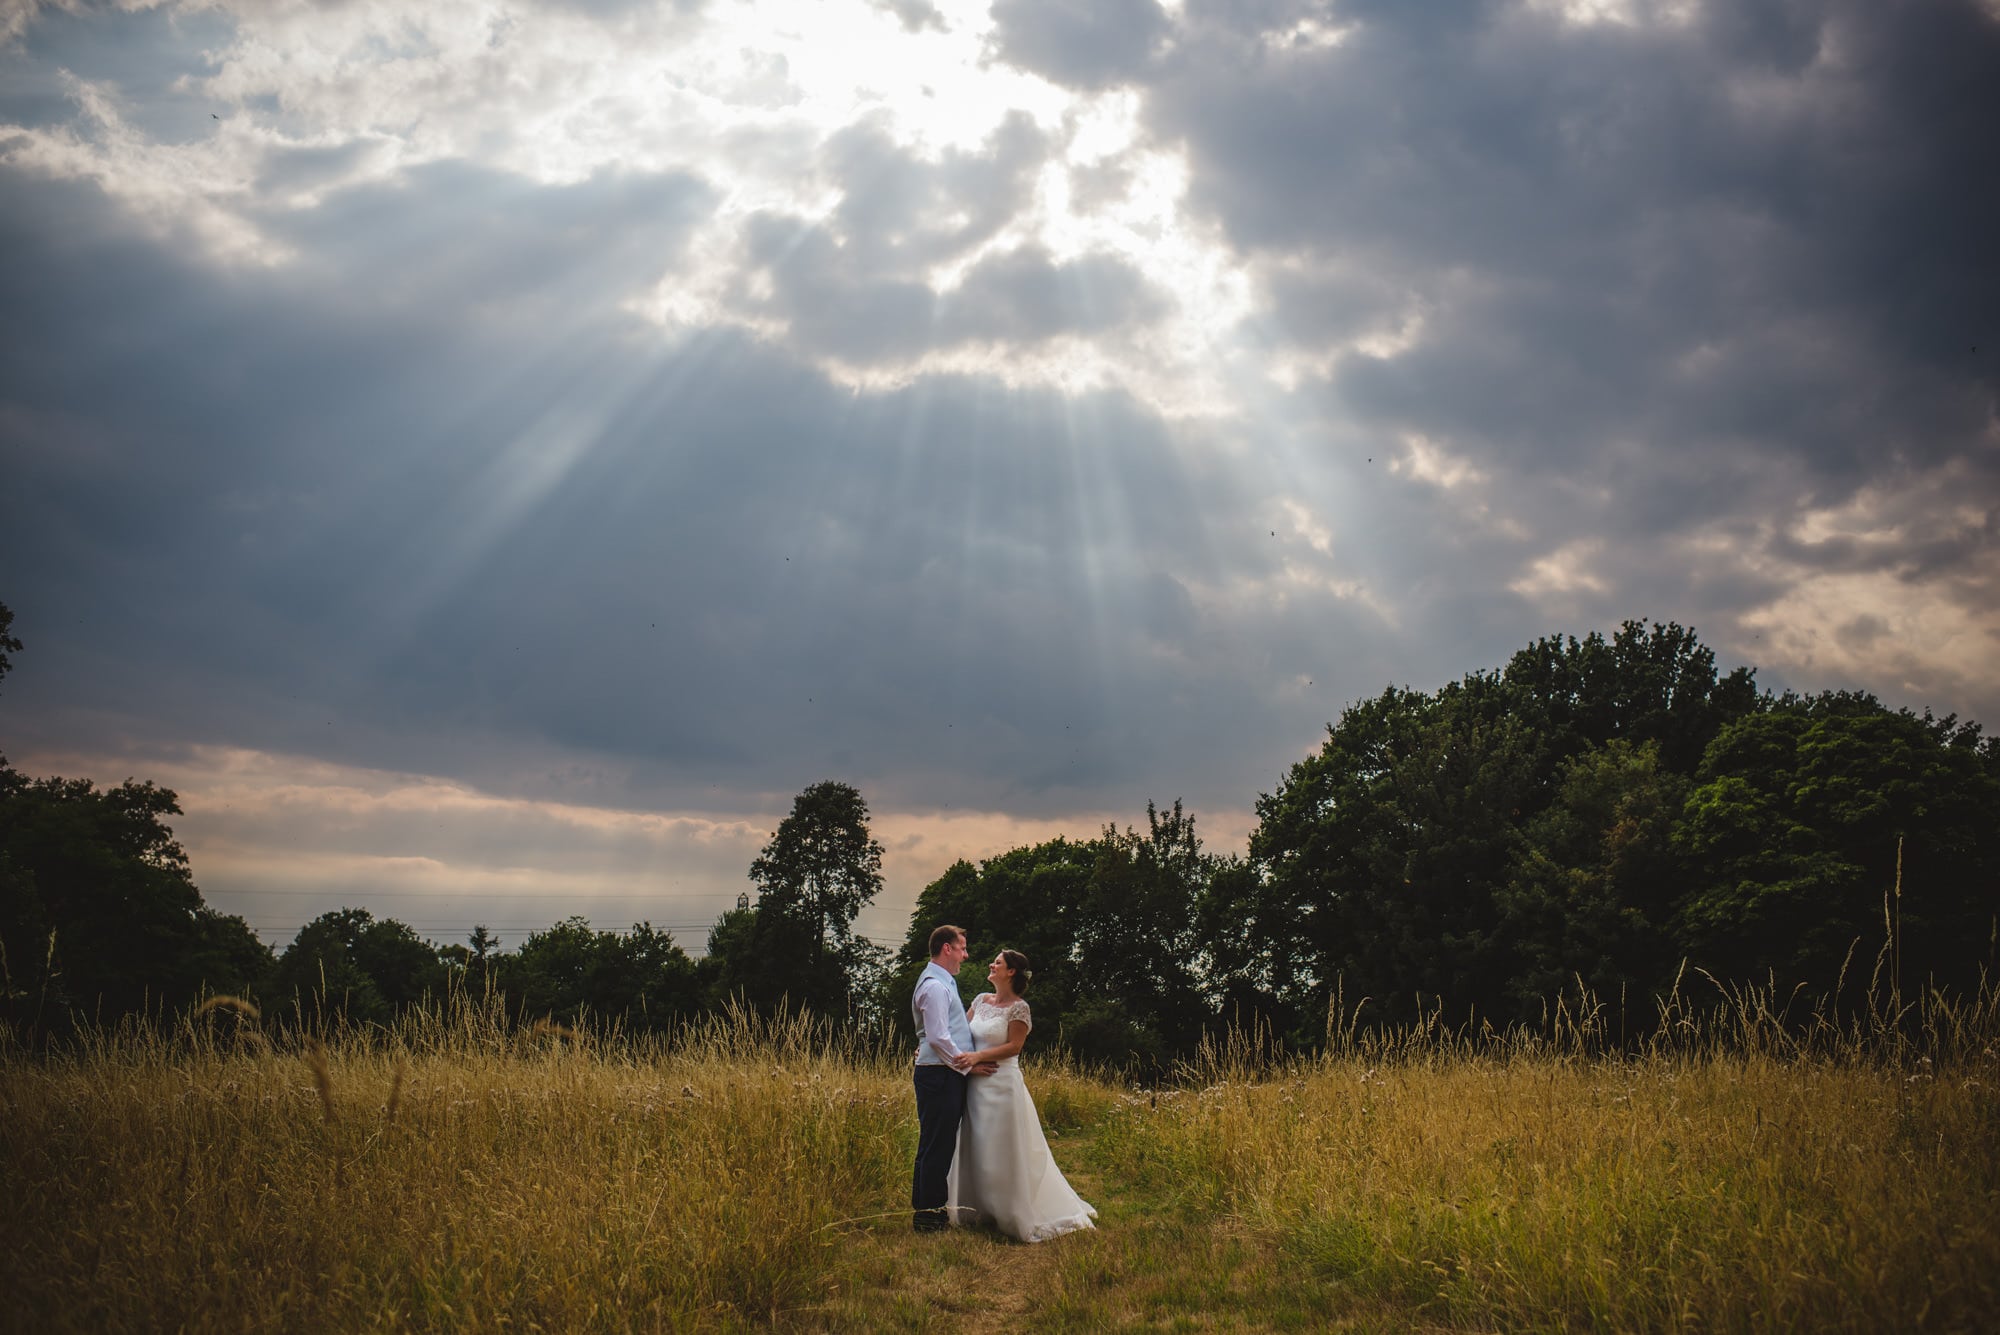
[999,949,1032,996]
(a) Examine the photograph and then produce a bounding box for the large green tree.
[894,804,1236,1067]
[270,908,445,1029]
[716,780,888,1017]
[1496,740,1688,1014]
[1502,619,1761,776]
[1247,621,1769,1032]
[502,917,701,1031]
[1674,694,2000,992]
[1249,675,1542,1027]
[0,771,270,1023]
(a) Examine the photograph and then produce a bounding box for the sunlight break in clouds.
[1,0,1250,411]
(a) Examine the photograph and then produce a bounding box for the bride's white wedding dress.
[947,993,1098,1242]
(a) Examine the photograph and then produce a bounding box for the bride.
[947,949,1098,1242]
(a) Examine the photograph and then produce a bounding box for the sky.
[2,0,1996,955]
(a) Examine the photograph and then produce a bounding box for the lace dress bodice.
[968,994,1030,1065]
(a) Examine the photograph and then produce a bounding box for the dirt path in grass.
[810,1128,1112,1328]
[808,1129,1393,1332]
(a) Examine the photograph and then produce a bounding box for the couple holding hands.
[909,925,1098,1242]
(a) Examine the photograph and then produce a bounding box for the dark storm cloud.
[821,114,1047,273]
[0,3,233,139]
[6,0,1997,869]
[737,219,1168,361]
[1140,0,2000,713]
[1165,0,2000,469]
[985,0,1172,90]
[730,113,1170,362]
[0,159,1385,823]
[267,159,715,317]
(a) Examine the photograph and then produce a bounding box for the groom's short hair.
[928,924,965,958]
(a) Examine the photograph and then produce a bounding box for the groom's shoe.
[912,1208,949,1233]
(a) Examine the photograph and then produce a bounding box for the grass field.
[3,985,1996,1332]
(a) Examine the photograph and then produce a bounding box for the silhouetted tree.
[748,781,885,966]
[1502,619,1761,776]
[502,917,700,1030]
[271,908,445,1029]
[0,599,20,689]
[714,781,889,1017]
[0,770,270,1023]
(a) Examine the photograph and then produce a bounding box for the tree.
[725,781,888,1017]
[0,599,20,691]
[0,769,271,1022]
[891,837,1097,1050]
[503,917,700,1031]
[270,908,446,1029]
[1496,740,1688,1014]
[892,805,1239,1067]
[895,838,1097,1028]
[1673,695,2000,992]
[1244,622,1788,1034]
[749,781,885,966]
[1193,855,1302,1040]
[1502,619,1760,777]
[1249,675,1542,1028]
[1070,801,1223,1065]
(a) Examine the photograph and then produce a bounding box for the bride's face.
[987,954,1011,988]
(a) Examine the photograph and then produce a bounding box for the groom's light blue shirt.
[912,961,974,1067]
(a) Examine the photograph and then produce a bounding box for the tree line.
[3,603,1996,1060]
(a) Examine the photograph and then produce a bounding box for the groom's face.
[939,935,969,972]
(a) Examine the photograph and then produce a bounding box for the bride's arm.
[963,1019,1029,1064]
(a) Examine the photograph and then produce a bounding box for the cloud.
[986,0,1173,90]
[1139,0,2000,717]
[2,0,1997,942]
[0,157,1399,835]
[720,111,1174,368]
[871,0,948,34]
[736,221,1169,363]
[819,112,1050,276]
[265,159,716,317]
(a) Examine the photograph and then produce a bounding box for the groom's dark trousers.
[912,1064,967,1231]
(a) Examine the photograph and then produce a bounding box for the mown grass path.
[810,1126,1114,1330]
[808,1127,1398,1333]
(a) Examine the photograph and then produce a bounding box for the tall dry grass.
[2,973,1995,1331]
[1087,971,2000,1331]
[0,994,928,1331]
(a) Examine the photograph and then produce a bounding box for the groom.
[910,924,993,1232]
